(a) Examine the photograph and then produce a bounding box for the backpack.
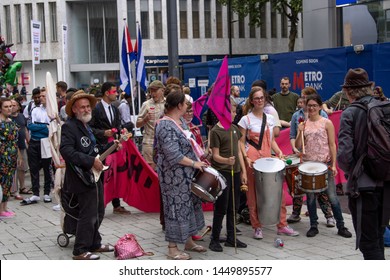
[351,98,390,181]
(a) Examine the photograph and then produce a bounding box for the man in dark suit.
[89,82,131,214]
[60,91,116,260]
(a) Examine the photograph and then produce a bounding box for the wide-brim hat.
[65,90,97,118]
[341,68,373,88]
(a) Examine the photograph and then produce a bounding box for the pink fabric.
[114,234,153,260]
[192,93,208,122]
[207,56,231,130]
[303,117,330,163]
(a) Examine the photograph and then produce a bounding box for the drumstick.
[301,131,305,154]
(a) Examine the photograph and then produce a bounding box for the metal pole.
[228,0,232,57]
[167,0,180,78]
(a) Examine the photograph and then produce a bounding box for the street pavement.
[1,174,389,261]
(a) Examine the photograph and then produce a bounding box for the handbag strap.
[247,113,267,150]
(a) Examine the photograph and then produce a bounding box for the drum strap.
[247,113,267,150]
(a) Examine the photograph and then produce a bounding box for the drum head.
[285,155,300,166]
[298,161,328,175]
[254,157,285,173]
[204,166,227,190]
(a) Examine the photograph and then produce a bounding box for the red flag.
[207,56,231,130]
[192,93,208,122]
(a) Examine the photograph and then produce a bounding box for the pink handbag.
[114,234,154,260]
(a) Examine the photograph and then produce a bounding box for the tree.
[219,0,302,52]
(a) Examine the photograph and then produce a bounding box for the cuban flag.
[120,24,134,97]
[135,26,147,91]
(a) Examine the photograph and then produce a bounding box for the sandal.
[184,244,207,253]
[167,252,191,260]
[72,252,100,260]
[19,188,33,195]
[167,245,191,260]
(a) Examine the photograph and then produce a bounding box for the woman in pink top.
[295,94,352,238]
[238,87,299,239]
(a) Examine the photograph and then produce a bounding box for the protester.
[208,103,247,252]
[154,89,208,260]
[10,99,28,200]
[21,89,53,205]
[337,68,388,259]
[373,86,388,101]
[0,98,22,218]
[136,80,165,170]
[89,82,130,215]
[60,90,117,260]
[238,86,299,239]
[288,87,333,225]
[183,86,193,103]
[271,77,299,128]
[322,90,350,115]
[23,87,41,121]
[56,81,68,112]
[295,94,352,238]
[183,102,204,150]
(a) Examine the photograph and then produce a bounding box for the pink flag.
[207,56,231,130]
[192,93,208,122]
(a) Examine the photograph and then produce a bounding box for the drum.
[191,167,226,203]
[284,155,305,197]
[253,158,285,225]
[297,161,328,193]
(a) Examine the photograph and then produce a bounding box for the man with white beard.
[60,90,120,260]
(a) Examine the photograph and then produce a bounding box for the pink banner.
[103,140,161,212]
[207,56,231,130]
[192,93,208,122]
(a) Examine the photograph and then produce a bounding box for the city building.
[0,0,303,92]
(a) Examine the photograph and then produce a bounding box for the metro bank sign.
[292,58,323,91]
[272,47,346,101]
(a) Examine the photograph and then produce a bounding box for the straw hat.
[341,68,373,88]
[65,90,97,118]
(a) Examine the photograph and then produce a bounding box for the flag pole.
[124,18,137,125]
[231,129,237,254]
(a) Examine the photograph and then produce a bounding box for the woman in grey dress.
[154,89,208,260]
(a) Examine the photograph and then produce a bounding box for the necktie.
[109,105,114,125]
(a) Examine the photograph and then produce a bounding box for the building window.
[15,5,22,43]
[281,13,288,38]
[239,15,245,38]
[204,0,211,38]
[192,0,200,38]
[49,2,58,42]
[260,5,267,38]
[37,3,46,42]
[216,2,223,38]
[154,0,162,39]
[104,2,119,63]
[140,0,149,39]
[127,0,136,39]
[271,5,277,38]
[26,4,32,43]
[4,6,12,43]
[179,0,187,39]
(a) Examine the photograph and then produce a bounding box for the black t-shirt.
[11,113,27,149]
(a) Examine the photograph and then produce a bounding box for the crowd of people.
[0,67,388,261]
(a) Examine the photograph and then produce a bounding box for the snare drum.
[297,161,328,193]
[284,155,305,197]
[191,167,226,203]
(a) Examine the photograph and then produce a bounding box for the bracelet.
[191,160,195,168]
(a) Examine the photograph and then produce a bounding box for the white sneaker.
[43,195,52,203]
[53,204,61,211]
[30,195,40,202]
[326,217,336,228]
[253,228,263,239]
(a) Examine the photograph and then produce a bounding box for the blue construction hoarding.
[183,42,390,103]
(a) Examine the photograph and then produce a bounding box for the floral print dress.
[155,118,205,243]
[0,119,19,202]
